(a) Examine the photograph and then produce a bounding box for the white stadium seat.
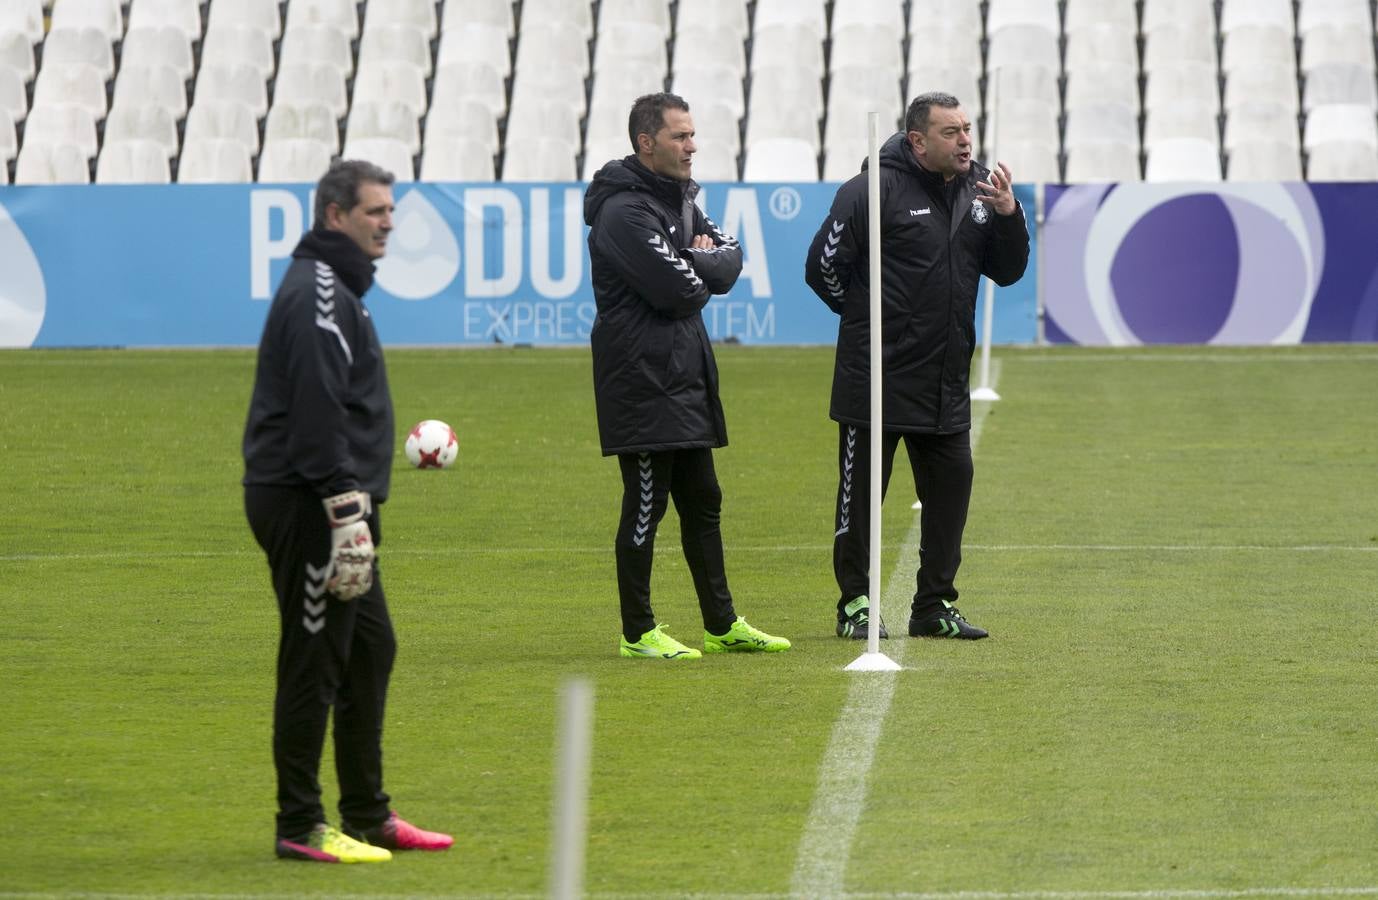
[678,0,749,37]
[112,64,188,120]
[279,23,354,76]
[2,0,46,43]
[438,23,510,76]
[32,62,108,119]
[342,136,416,181]
[358,22,432,77]
[128,0,202,41]
[424,99,499,153]
[265,101,341,154]
[743,137,818,181]
[754,0,826,39]
[178,137,253,182]
[15,140,91,183]
[104,100,178,157]
[597,0,671,38]
[184,99,260,155]
[24,103,97,156]
[96,138,171,182]
[49,0,122,42]
[347,99,421,155]
[194,62,267,120]
[201,23,275,79]
[831,0,904,31]
[120,26,194,80]
[519,0,592,40]
[421,136,496,180]
[1306,140,1378,179]
[1304,103,1378,148]
[688,143,738,181]
[501,137,577,181]
[286,0,358,41]
[207,0,281,41]
[1145,137,1224,181]
[257,137,332,182]
[42,25,114,79]
[0,29,35,81]
[273,62,348,119]
[1228,140,1303,180]
[1065,141,1142,182]
[365,0,438,40]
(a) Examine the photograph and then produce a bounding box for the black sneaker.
[836,595,889,640]
[908,600,988,639]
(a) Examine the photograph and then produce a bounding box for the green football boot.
[704,616,791,653]
[620,624,702,659]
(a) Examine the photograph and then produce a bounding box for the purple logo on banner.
[1044,183,1328,345]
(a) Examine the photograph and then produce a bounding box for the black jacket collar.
[292,228,377,297]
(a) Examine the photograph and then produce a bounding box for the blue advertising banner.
[0,181,1039,349]
[1044,182,1378,344]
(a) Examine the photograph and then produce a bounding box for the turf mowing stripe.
[6,543,1375,563]
[788,362,1002,898]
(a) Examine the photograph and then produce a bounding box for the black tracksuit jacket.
[804,133,1030,434]
[584,155,743,455]
[242,228,395,501]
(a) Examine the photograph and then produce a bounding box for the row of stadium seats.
[4,0,1378,184]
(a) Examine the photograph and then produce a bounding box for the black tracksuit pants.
[245,485,395,840]
[832,424,973,618]
[615,448,738,643]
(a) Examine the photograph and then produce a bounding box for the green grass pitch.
[1,344,1375,897]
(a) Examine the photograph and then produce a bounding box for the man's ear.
[906,130,924,153]
[636,132,654,155]
[323,202,343,229]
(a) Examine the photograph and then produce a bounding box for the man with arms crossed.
[804,92,1030,642]
[585,92,791,660]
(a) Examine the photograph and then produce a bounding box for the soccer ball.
[404,419,458,469]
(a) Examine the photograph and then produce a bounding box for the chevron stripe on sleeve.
[647,233,705,289]
[312,261,353,365]
[818,220,846,305]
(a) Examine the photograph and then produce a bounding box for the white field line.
[7,543,1373,563]
[6,889,1378,900]
[788,362,1001,898]
[4,889,1378,900]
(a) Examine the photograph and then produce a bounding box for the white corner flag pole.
[550,677,594,900]
[846,111,902,673]
[971,70,1001,402]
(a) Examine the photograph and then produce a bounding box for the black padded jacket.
[242,228,395,501]
[804,133,1030,434]
[584,155,742,455]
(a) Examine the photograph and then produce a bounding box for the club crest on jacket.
[971,198,989,224]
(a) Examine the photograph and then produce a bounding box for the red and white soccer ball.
[404,419,458,469]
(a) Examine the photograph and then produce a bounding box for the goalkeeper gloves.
[322,490,374,601]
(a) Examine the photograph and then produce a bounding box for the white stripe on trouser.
[632,454,653,546]
[835,426,856,537]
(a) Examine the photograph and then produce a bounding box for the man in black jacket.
[243,160,452,863]
[804,92,1030,642]
[585,92,790,660]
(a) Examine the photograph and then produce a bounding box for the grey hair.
[313,158,396,229]
[628,92,690,153]
[905,91,962,134]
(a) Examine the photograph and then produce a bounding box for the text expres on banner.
[0,181,1040,348]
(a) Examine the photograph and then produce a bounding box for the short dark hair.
[628,92,690,153]
[314,158,396,229]
[905,91,962,135]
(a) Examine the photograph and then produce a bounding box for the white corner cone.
[845,652,903,672]
[970,386,1001,401]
